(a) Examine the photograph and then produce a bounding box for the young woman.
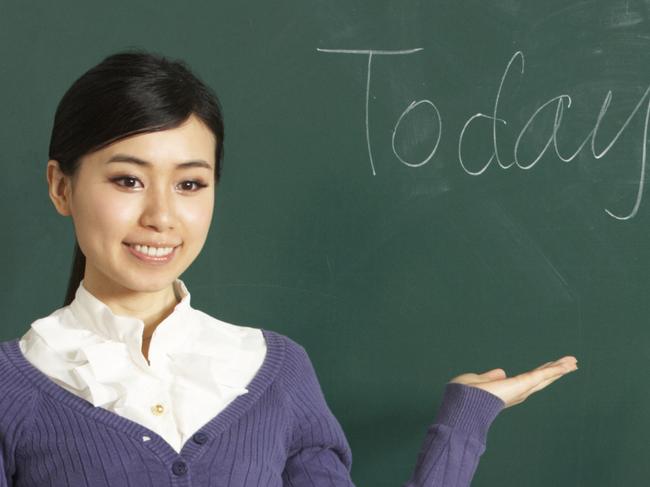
[0,49,577,487]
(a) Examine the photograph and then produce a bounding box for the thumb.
[478,368,507,381]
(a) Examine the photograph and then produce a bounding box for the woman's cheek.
[182,194,214,229]
[96,194,136,228]
[81,190,140,246]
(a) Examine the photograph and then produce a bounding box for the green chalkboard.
[1,1,647,485]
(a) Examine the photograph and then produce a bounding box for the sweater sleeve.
[402,383,505,486]
[281,341,354,486]
[280,338,505,487]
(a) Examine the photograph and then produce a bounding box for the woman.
[0,49,577,486]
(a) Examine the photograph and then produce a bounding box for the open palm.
[450,356,578,408]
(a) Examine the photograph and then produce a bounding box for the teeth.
[131,244,175,257]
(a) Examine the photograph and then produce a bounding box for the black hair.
[49,48,225,306]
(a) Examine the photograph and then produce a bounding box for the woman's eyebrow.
[106,154,213,170]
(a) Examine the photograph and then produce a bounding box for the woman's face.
[48,114,216,297]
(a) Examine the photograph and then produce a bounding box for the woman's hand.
[449,356,578,408]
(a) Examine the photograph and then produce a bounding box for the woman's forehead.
[84,116,217,170]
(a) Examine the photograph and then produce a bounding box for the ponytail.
[63,241,85,306]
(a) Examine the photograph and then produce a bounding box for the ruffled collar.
[22,278,265,412]
[20,278,267,451]
[69,278,192,346]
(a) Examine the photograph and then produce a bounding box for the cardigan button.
[171,460,188,476]
[192,432,209,445]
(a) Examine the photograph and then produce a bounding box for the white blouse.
[18,278,267,453]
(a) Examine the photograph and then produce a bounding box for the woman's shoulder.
[259,329,311,369]
[0,338,24,375]
[258,330,326,397]
[0,339,38,388]
[0,339,40,425]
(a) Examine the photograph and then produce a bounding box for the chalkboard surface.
[1,1,647,485]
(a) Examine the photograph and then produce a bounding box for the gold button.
[151,404,165,416]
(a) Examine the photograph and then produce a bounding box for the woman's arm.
[402,383,504,486]
[402,357,578,485]
[281,342,354,486]
[280,338,577,487]
[281,349,500,487]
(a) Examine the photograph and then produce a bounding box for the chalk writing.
[317,48,650,220]
[316,48,424,176]
[458,51,650,220]
[392,99,442,168]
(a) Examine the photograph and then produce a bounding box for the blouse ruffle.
[19,279,266,452]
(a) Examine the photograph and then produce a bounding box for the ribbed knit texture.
[0,330,504,486]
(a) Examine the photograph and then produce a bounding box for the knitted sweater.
[0,330,504,486]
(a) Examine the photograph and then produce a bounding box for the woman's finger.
[449,373,479,384]
[515,359,577,389]
[510,371,566,404]
[450,368,507,385]
[477,368,507,381]
[534,361,554,370]
[524,372,565,396]
[526,360,579,396]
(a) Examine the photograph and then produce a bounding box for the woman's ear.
[46,159,73,216]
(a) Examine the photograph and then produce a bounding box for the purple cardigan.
[0,330,504,486]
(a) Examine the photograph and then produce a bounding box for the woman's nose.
[139,185,177,231]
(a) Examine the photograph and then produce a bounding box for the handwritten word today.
[316,49,650,220]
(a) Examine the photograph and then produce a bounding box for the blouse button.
[151,404,165,416]
[192,432,209,445]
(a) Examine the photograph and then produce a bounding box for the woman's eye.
[179,180,208,191]
[111,176,142,188]
[110,176,208,192]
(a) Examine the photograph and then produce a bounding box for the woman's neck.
[81,271,181,361]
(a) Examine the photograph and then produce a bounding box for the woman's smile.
[123,242,182,264]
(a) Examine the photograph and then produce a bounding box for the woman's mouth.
[123,242,181,264]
